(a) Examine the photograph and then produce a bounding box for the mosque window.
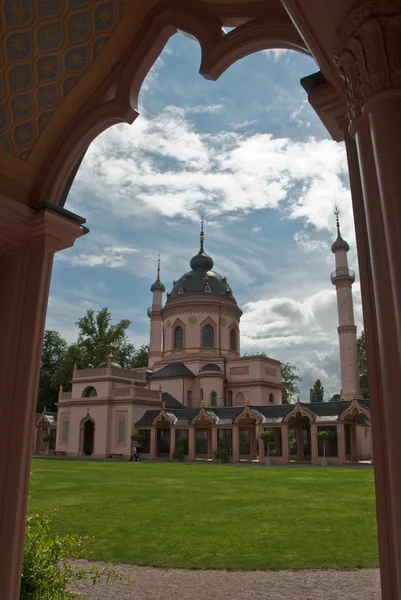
[83,386,97,398]
[178,286,185,295]
[118,415,125,444]
[204,284,211,293]
[174,326,183,348]
[211,391,217,407]
[230,329,236,351]
[226,391,233,407]
[269,393,274,404]
[202,324,214,348]
[200,388,204,400]
[61,417,69,443]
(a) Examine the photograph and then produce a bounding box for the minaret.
[331,208,361,400]
[148,256,165,368]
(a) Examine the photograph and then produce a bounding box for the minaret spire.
[200,217,205,252]
[331,210,362,400]
[149,254,165,367]
[150,255,165,293]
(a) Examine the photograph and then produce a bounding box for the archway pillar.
[169,427,176,460]
[211,426,218,457]
[281,424,289,464]
[232,427,240,463]
[188,427,195,461]
[334,4,401,596]
[0,198,86,600]
[150,427,157,460]
[337,423,346,464]
[310,423,318,465]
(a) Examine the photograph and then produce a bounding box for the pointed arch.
[283,402,315,424]
[82,386,97,398]
[338,399,371,423]
[191,407,217,426]
[234,405,262,425]
[172,317,186,350]
[152,409,177,427]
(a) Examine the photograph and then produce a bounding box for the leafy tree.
[358,330,369,399]
[132,344,149,368]
[76,307,136,369]
[52,343,83,393]
[280,362,302,404]
[310,379,324,403]
[37,330,68,412]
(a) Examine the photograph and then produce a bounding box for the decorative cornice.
[334,0,401,122]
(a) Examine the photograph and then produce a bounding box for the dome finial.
[150,254,166,292]
[331,206,350,253]
[190,220,214,271]
[200,217,205,251]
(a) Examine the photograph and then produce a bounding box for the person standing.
[130,443,136,462]
[136,443,142,462]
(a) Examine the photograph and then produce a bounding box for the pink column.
[211,427,217,458]
[150,427,157,460]
[281,424,289,464]
[232,427,240,463]
[0,201,85,600]
[169,428,176,460]
[188,427,195,461]
[310,423,318,465]
[337,423,345,465]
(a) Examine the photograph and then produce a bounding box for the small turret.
[150,256,165,292]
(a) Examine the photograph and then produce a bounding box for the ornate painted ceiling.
[0,0,124,160]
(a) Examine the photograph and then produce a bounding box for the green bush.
[131,434,145,443]
[212,446,229,462]
[172,445,185,461]
[21,509,121,599]
[41,433,53,442]
[260,429,275,444]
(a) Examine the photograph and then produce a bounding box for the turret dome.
[331,208,350,253]
[150,257,165,292]
[166,222,236,302]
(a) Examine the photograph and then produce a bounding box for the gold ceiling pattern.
[0,0,124,160]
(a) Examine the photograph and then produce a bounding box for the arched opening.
[269,393,274,404]
[82,419,95,456]
[174,326,183,349]
[287,413,312,463]
[210,391,217,407]
[235,392,245,405]
[83,386,97,398]
[202,324,214,348]
[230,328,236,351]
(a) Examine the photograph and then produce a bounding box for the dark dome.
[150,278,165,292]
[167,222,235,302]
[200,363,221,372]
[97,361,123,369]
[331,233,349,253]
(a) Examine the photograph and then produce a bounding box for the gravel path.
[72,562,381,600]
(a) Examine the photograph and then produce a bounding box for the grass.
[29,459,378,570]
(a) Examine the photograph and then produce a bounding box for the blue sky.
[46,35,362,401]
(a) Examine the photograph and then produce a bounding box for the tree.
[358,330,369,399]
[52,308,137,392]
[280,362,302,404]
[310,379,324,403]
[132,344,149,368]
[76,308,136,369]
[37,330,68,412]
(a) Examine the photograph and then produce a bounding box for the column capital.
[0,196,87,257]
[334,1,401,123]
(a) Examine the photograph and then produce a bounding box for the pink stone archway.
[34,1,309,208]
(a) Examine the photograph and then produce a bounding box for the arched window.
[118,415,125,444]
[178,286,185,295]
[200,388,204,400]
[83,386,97,398]
[204,284,211,293]
[202,324,214,348]
[211,391,217,407]
[230,329,236,351]
[61,417,69,443]
[174,326,183,349]
[235,392,245,405]
[269,393,274,404]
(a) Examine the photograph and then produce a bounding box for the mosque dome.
[331,209,350,252]
[167,222,235,302]
[97,360,123,369]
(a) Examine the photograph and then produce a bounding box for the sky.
[46,35,363,402]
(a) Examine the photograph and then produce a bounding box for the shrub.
[317,429,337,458]
[172,444,185,461]
[21,509,121,599]
[212,446,229,462]
[131,434,145,443]
[260,429,275,444]
[41,433,53,442]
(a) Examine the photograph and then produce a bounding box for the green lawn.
[29,459,378,570]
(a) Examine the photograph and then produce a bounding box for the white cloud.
[72,107,352,241]
[56,245,139,269]
[294,231,330,255]
[263,49,290,62]
[186,104,223,114]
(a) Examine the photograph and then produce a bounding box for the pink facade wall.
[356,424,372,460]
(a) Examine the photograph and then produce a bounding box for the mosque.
[36,219,372,464]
